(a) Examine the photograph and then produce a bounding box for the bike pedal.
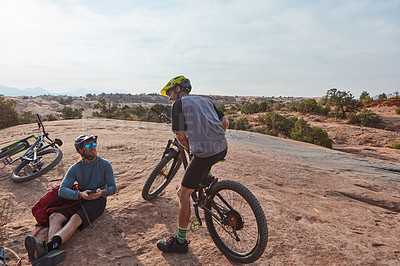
[1,156,12,166]
[190,219,201,232]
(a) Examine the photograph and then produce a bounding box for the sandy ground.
[1,118,399,265]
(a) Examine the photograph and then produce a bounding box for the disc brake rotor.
[223,210,244,230]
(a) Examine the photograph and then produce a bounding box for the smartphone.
[87,189,97,195]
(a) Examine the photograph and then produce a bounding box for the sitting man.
[25,134,117,265]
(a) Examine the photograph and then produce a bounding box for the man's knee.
[69,214,83,227]
[177,186,193,201]
[49,213,68,225]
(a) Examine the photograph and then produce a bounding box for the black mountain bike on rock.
[142,108,268,264]
[0,114,63,183]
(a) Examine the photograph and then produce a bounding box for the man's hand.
[221,117,229,132]
[79,189,102,200]
[176,132,189,150]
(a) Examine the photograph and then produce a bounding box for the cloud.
[0,0,399,97]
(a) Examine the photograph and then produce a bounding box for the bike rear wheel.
[142,149,181,200]
[11,148,63,183]
[205,180,268,264]
[0,142,28,159]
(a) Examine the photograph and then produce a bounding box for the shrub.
[0,96,19,129]
[258,112,296,137]
[18,111,36,124]
[215,103,226,113]
[241,102,260,114]
[92,99,122,119]
[234,117,250,130]
[286,102,299,112]
[391,140,400,149]
[347,108,381,127]
[58,107,83,119]
[378,93,387,100]
[395,107,400,115]
[44,114,59,121]
[360,91,372,102]
[259,102,272,112]
[290,118,333,148]
[297,99,322,114]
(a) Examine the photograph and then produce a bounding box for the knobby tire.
[0,143,28,159]
[205,180,268,264]
[11,148,63,183]
[142,150,181,201]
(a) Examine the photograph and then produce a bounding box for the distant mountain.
[0,85,51,96]
[0,85,130,97]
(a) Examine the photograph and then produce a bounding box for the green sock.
[177,227,187,244]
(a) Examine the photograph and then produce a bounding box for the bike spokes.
[208,188,260,255]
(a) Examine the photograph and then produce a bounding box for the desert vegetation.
[2,88,400,149]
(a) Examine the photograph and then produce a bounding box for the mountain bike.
[0,114,63,183]
[142,108,268,263]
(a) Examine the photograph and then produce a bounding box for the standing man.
[157,76,229,254]
[25,134,117,265]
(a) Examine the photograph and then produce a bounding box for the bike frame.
[6,114,61,165]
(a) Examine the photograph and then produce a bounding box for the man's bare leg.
[51,214,83,244]
[48,213,68,241]
[177,185,194,229]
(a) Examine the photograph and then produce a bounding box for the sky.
[0,0,399,97]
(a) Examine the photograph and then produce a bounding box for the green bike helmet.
[161,75,191,96]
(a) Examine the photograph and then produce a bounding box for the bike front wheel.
[11,148,63,183]
[142,149,181,201]
[205,180,268,264]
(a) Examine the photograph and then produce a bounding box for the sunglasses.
[84,142,97,149]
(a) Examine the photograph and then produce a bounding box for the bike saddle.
[54,139,63,146]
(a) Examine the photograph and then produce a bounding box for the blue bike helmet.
[74,134,97,151]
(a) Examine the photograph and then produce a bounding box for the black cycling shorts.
[182,148,227,189]
[61,196,106,230]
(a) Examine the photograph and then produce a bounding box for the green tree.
[378,93,387,100]
[234,117,249,130]
[241,102,260,114]
[290,118,332,148]
[323,88,361,118]
[58,107,83,119]
[227,116,236,129]
[258,112,296,137]
[359,91,372,102]
[297,99,322,114]
[0,96,19,129]
[215,103,226,113]
[259,102,271,112]
[347,108,381,127]
[18,112,36,124]
[92,99,122,119]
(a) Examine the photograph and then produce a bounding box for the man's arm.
[103,161,116,196]
[176,132,189,150]
[59,167,80,200]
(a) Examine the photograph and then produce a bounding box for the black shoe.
[32,250,66,266]
[157,236,189,254]
[25,235,47,262]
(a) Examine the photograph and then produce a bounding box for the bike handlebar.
[151,107,171,124]
[35,114,53,142]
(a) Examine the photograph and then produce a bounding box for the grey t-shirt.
[171,95,227,158]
